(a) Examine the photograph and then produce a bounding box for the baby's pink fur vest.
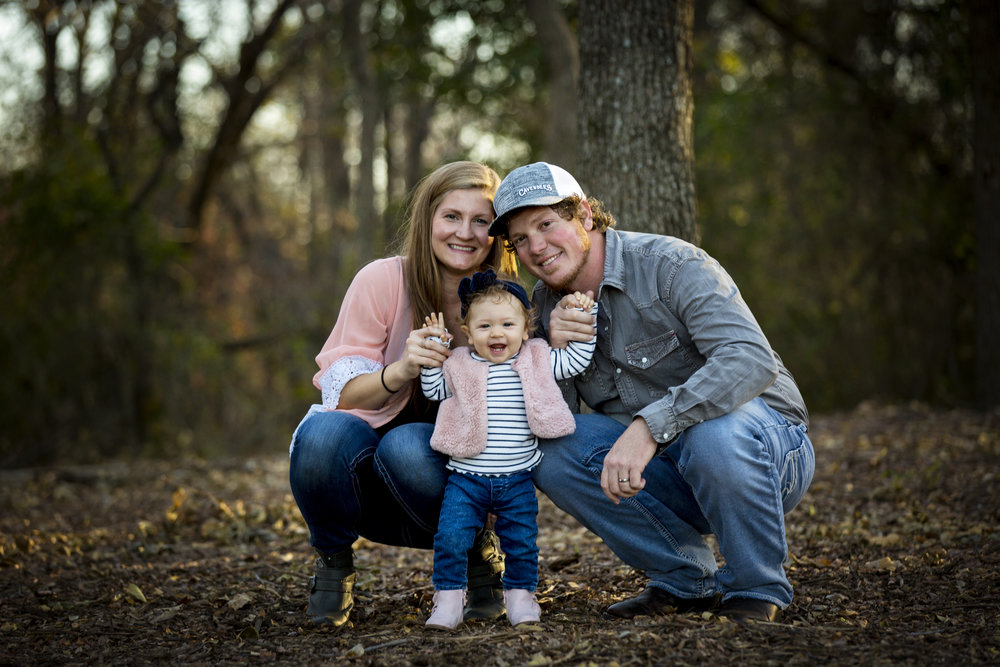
[430,338,576,458]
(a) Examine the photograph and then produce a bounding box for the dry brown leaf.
[125,583,147,603]
[862,556,899,572]
[150,605,181,623]
[227,592,253,610]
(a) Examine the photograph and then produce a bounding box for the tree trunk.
[404,96,435,193]
[302,35,351,300]
[383,105,400,247]
[28,4,63,143]
[970,0,1000,408]
[578,0,696,241]
[526,0,579,171]
[343,0,381,263]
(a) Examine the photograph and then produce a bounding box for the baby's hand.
[550,291,596,349]
[423,312,452,348]
[568,291,596,312]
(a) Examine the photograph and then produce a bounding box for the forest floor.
[1,403,998,666]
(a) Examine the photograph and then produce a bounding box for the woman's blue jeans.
[533,398,814,608]
[289,408,449,553]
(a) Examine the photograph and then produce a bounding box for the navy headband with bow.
[459,270,532,318]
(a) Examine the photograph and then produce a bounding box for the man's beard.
[548,222,591,293]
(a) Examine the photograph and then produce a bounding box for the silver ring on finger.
[618,478,629,484]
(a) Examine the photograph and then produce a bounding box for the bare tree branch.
[185,0,304,240]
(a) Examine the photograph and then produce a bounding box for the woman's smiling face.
[430,188,494,277]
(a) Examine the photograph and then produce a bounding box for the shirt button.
[615,368,621,374]
[641,357,648,364]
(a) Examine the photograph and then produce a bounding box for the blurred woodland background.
[1,0,997,468]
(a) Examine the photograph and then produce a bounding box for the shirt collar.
[600,228,627,292]
[471,351,520,363]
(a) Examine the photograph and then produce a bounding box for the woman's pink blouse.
[312,256,413,428]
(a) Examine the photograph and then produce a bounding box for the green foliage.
[693,0,975,411]
[0,130,301,467]
[0,133,155,464]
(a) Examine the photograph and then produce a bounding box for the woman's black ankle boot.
[464,528,505,620]
[307,548,356,626]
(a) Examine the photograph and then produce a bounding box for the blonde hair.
[400,162,519,328]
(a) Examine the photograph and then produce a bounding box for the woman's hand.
[400,312,452,374]
[378,313,452,396]
[548,291,597,349]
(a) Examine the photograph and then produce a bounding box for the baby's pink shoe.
[503,589,541,626]
[425,589,466,630]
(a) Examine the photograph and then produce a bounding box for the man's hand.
[548,291,596,349]
[601,418,658,503]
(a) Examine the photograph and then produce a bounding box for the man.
[489,162,814,623]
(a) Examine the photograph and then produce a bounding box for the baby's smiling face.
[461,293,530,363]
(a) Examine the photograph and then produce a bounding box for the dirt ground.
[2,403,998,665]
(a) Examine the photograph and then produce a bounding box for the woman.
[288,161,519,627]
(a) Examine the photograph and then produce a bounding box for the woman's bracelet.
[380,365,399,393]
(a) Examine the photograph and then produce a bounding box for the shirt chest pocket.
[624,331,680,370]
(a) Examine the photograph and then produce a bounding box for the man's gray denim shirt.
[534,228,809,445]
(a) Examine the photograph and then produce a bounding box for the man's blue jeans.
[534,398,814,608]
[433,470,538,591]
[289,408,448,553]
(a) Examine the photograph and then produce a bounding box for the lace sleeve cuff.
[318,356,383,409]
